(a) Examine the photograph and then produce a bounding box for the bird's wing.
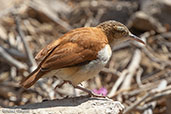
[35,27,107,62]
[35,39,61,62]
[35,27,108,71]
[40,42,97,71]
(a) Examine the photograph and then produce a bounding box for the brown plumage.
[20,20,145,89]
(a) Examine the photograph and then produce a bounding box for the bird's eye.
[114,26,126,32]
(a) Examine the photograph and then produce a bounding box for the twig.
[112,42,130,52]
[29,1,73,31]
[121,49,142,90]
[136,67,143,87]
[133,31,171,67]
[124,80,169,113]
[101,67,120,76]
[0,46,27,69]
[2,46,27,60]
[124,93,151,114]
[142,47,171,67]
[146,85,171,103]
[107,70,128,98]
[142,80,167,113]
[108,49,142,98]
[142,102,156,114]
[15,16,37,72]
[135,102,156,113]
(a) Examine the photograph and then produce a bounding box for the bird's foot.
[87,91,107,98]
[75,85,106,98]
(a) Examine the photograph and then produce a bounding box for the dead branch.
[0,46,27,70]
[121,49,142,90]
[15,16,37,71]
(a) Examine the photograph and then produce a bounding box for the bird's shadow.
[9,96,108,110]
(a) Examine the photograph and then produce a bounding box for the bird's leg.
[74,85,106,98]
[55,81,68,89]
[54,81,72,98]
[55,81,105,97]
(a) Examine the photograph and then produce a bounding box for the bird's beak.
[128,33,145,45]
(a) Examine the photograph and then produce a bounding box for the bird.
[20,20,145,96]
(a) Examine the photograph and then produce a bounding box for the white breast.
[80,44,112,72]
[97,44,112,65]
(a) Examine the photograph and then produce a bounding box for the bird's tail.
[20,68,44,88]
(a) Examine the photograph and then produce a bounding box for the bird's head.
[97,20,145,46]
